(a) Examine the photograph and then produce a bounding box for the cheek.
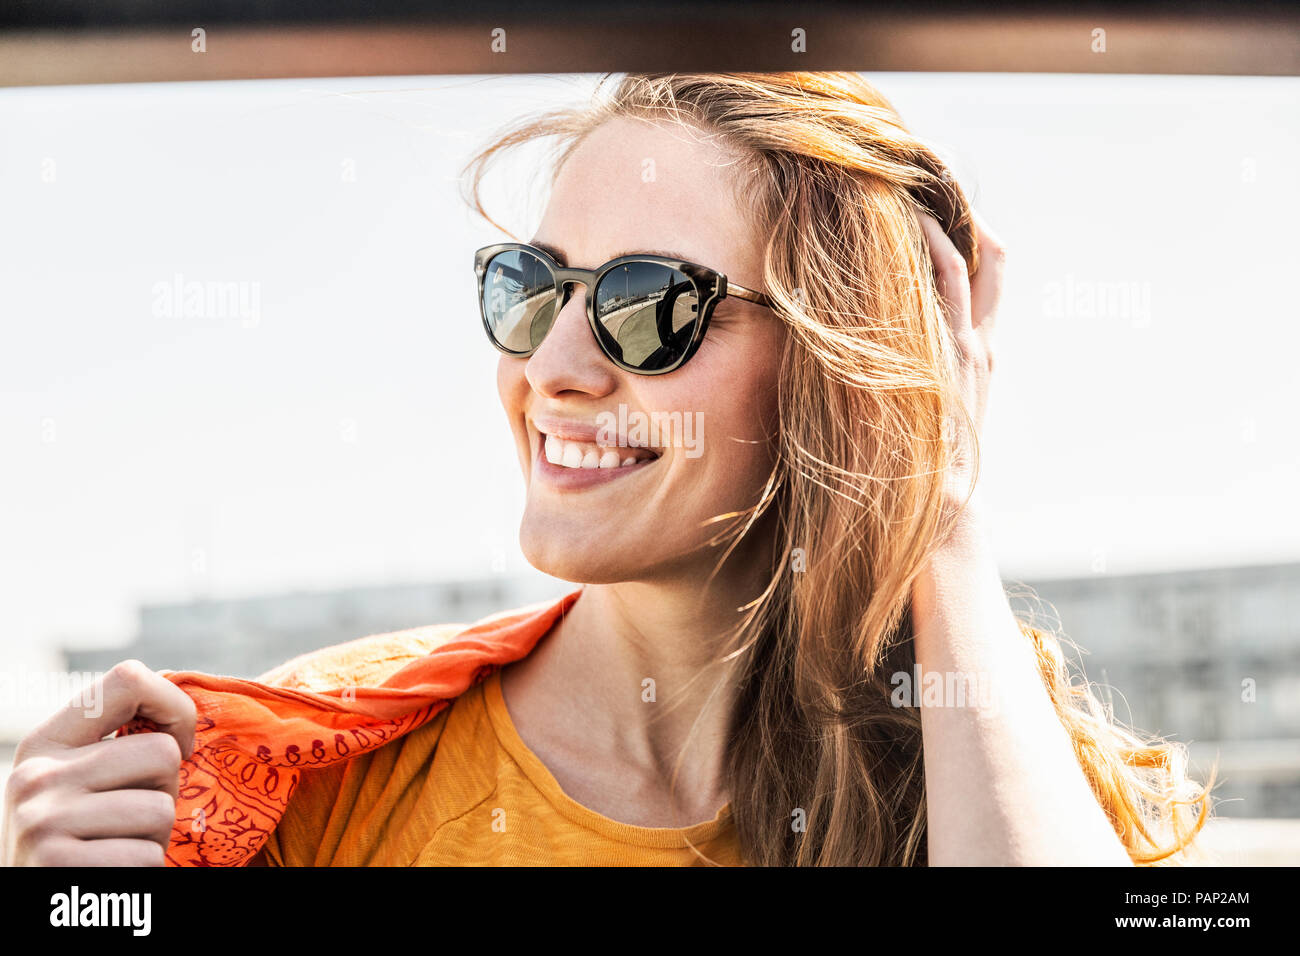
[711,326,782,437]
[496,355,521,406]
[700,394,777,495]
[497,357,532,471]
[669,358,781,502]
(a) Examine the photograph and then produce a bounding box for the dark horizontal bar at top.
[0,11,1296,87]
[4,0,1294,30]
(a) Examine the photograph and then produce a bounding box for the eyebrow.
[528,239,694,266]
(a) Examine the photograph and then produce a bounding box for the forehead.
[534,115,760,276]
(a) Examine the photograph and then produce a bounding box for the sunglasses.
[474,242,775,375]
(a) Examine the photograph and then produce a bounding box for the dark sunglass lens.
[482,250,557,353]
[594,262,700,372]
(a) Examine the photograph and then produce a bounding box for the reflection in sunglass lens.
[483,249,557,353]
[594,262,700,372]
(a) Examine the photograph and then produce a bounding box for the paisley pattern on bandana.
[115,590,582,867]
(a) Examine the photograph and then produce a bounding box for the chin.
[518,515,647,585]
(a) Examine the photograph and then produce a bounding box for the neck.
[502,524,775,825]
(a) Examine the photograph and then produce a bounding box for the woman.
[2,72,1210,867]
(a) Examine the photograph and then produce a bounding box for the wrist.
[934,484,989,554]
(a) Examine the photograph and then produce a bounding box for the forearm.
[911,498,1132,866]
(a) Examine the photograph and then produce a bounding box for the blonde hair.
[461,71,1214,865]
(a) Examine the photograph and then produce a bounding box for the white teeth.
[543,433,654,470]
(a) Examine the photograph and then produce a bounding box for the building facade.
[1017,561,1300,819]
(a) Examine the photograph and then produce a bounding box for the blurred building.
[1017,561,1300,819]
[61,575,572,681]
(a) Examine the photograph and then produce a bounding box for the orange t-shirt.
[253,668,743,866]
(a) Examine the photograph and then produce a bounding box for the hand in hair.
[916,209,1005,519]
[908,216,1138,864]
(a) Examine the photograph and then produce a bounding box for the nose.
[524,279,619,399]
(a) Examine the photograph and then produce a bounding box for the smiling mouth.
[542,433,660,470]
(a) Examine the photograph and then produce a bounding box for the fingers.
[61,732,185,800]
[25,659,196,759]
[22,837,166,868]
[916,210,973,338]
[44,789,178,845]
[917,206,1005,383]
[5,660,194,867]
[968,208,1006,339]
[4,729,185,866]
[5,733,183,815]
[915,206,1001,447]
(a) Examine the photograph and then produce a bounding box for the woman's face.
[498,116,786,584]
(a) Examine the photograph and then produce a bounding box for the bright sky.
[1,71,1296,691]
